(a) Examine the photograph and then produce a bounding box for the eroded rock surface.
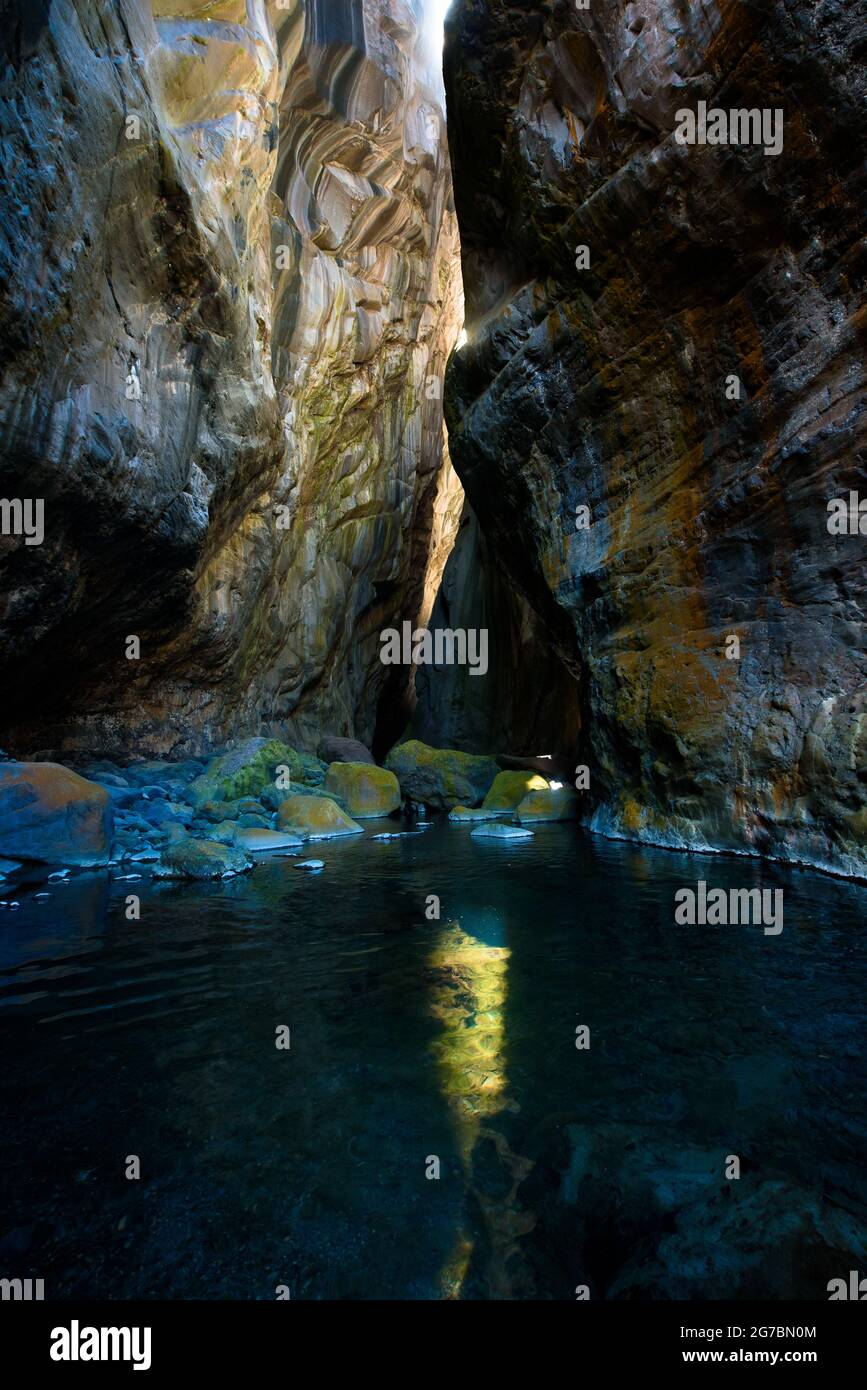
[0,0,462,759]
[444,0,867,875]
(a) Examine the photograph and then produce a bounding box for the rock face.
[414,503,583,758]
[0,0,462,761]
[443,0,867,876]
[0,762,112,865]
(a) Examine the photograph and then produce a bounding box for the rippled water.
[1,823,866,1300]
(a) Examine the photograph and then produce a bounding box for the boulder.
[258,782,347,814]
[318,736,375,766]
[448,805,500,823]
[496,753,574,781]
[199,797,267,823]
[276,795,364,840]
[515,787,581,823]
[470,823,534,842]
[188,739,327,808]
[232,827,306,853]
[153,837,252,880]
[0,762,113,866]
[324,762,401,818]
[383,740,499,810]
[206,820,240,846]
[481,770,549,815]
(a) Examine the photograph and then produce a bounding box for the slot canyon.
[0,0,865,1310]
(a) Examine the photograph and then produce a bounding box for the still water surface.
[1,823,865,1299]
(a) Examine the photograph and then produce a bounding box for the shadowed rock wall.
[0,0,462,759]
[443,0,867,875]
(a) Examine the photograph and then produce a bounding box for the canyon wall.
[442,0,867,876]
[0,0,462,759]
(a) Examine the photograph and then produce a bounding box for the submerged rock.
[515,787,581,823]
[481,771,549,815]
[323,762,401,819]
[154,838,252,881]
[470,824,534,842]
[294,860,325,872]
[0,762,113,866]
[277,795,364,841]
[384,740,499,811]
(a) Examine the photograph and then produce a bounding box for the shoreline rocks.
[277,795,364,840]
[384,740,499,811]
[154,838,253,880]
[323,762,401,819]
[481,770,549,815]
[0,763,113,867]
[515,787,581,823]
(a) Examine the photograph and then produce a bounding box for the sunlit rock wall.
[0,0,462,758]
[444,0,867,874]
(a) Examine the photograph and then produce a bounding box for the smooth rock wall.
[0,0,462,759]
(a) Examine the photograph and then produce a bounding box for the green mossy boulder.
[276,795,364,840]
[188,739,327,808]
[481,770,549,814]
[515,787,581,823]
[383,740,499,810]
[448,805,500,823]
[323,762,401,818]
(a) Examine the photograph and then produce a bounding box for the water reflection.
[1,823,866,1299]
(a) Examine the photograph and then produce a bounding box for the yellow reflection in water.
[427,922,534,1298]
